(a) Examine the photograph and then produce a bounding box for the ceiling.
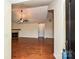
[12,0,53,8]
[12,6,48,23]
[12,0,54,23]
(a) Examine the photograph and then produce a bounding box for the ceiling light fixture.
[20,10,24,23]
[16,9,24,23]
[16,9,29,24]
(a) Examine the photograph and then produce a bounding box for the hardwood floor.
[12,38,54,59]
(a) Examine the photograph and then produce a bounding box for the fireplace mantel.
[12,29,21,33]
[12,29,21,39]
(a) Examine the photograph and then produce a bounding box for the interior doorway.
[12,2,54,59]
[38,23,45,39]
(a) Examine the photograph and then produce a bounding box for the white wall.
[19,23,38,38]
[48,0,66,59]
[4,0,11,59]
[12,22,20,29]
[45,22,54,38]
[12,23,38,38]
[12,22,54,38]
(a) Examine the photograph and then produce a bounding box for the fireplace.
[12,29,21,40]
[12,32,18,37]
[12,32,18,40]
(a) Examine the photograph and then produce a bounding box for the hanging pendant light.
[20,18,23,23]
[16,9,24,23]
[20,10,24,23]
[16,9,29,24]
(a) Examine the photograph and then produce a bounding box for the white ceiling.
[12,0,53,8]
[12,6,48,23]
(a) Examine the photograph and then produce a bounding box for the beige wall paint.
[48,0,66,59]
[12,22,54,38]
[4,0,11,59]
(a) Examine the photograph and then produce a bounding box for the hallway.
[12,38,54,59]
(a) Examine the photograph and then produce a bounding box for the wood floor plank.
[12,38,54,59]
